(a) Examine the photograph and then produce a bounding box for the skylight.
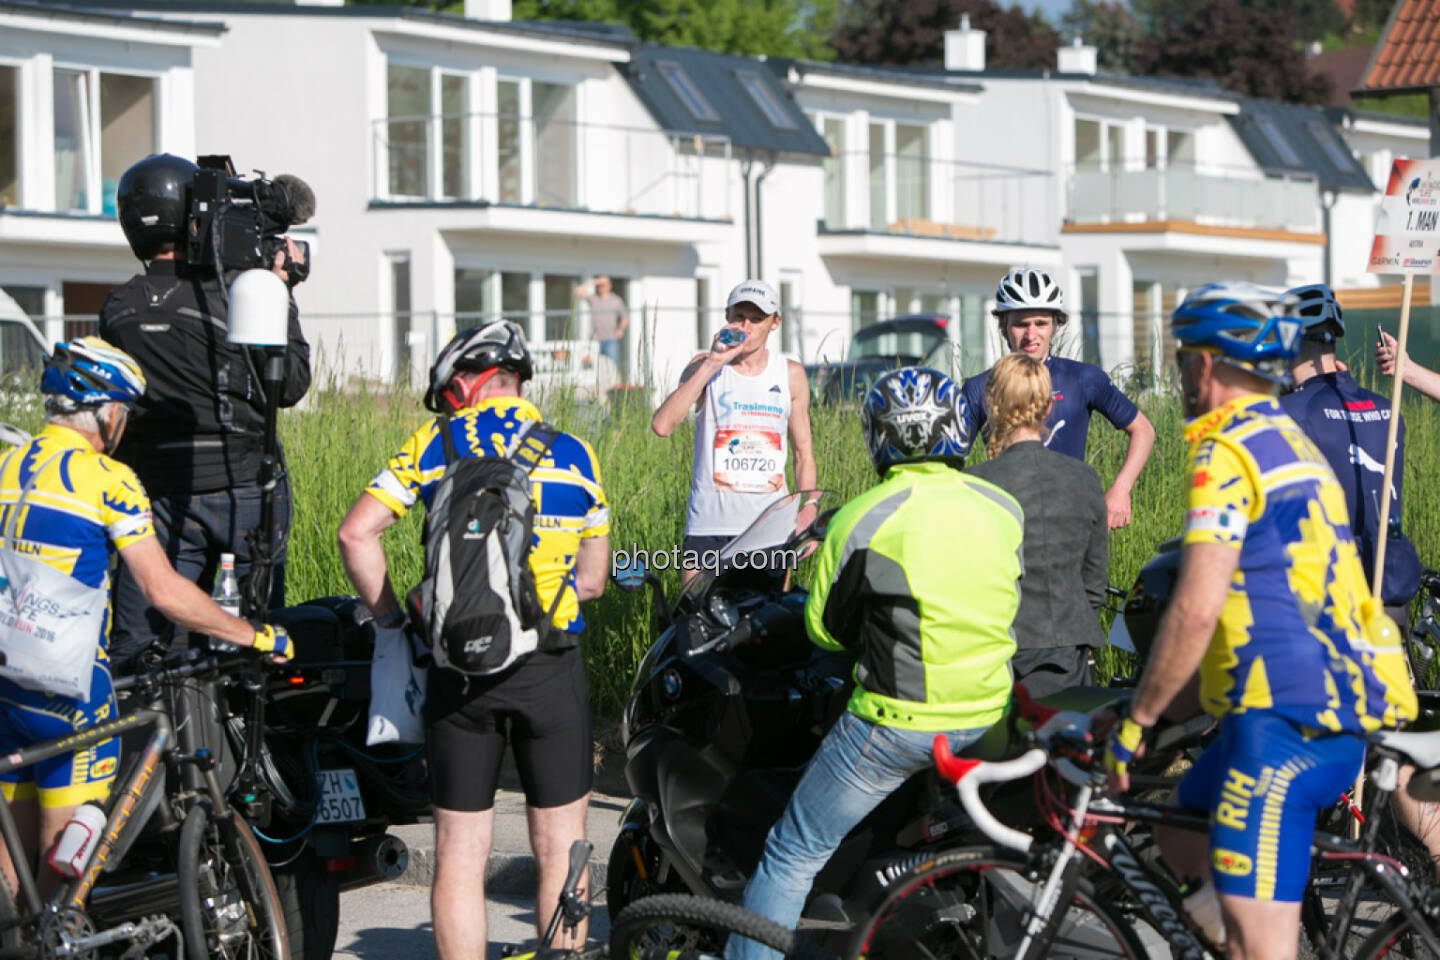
[1254,113,1302,167]
[737,71,797,130]
[657,61,720,123]
[1304,118,1362,176]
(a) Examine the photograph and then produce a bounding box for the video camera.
[186,155,315,285]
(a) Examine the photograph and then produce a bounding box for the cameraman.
[100,153,312,673]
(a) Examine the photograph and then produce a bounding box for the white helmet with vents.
[993,267,1067,323]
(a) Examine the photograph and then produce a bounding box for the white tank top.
[686,348,793,536]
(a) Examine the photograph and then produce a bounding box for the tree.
[1060,1,1140,74]
[830,0,1059,69]
[1131,0,1345,41]
[1131,0,1332,103]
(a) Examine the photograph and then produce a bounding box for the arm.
[337,492,403,618]
[787,360,817,494]
[651,352,722,437]
[804,515,866,652]
[1105,411,1155,529]
[573,535,610,602]
[1378,328,1440,403]
[118,537,259,647]
[615,304,629,339]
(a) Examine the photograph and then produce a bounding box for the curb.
[397,848,609,897]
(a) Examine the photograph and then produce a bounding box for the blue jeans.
[598,338,621,367]
[726,710,991,960]
[109,479,291,672]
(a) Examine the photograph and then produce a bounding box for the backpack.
[407,415,564,676]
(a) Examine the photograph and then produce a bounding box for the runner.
[1103,282,1416,959]
[651,280,816,583]
[961,267,1154,528]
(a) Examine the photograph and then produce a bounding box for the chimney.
[1057,36,1097,75]
[944,14,986,72]
[1306,39,1323,58]
[465,0,512,20]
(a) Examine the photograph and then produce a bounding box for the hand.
[270,237,304,284]
[710,327,747,361]
[1104,485,1133,529]
[250,623,295,663]
[1102,713,1148,794]
[1377,329,1407,378]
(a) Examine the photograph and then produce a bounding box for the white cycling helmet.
[993,267,1066,323]
[1285,283,1344,342]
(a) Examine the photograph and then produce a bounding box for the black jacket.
[968,441,1107,650]
[98,259,311,494]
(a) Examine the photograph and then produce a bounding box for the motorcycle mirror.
[612,558,649,593]
[813,508,839,539]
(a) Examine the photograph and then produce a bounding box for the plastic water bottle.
[213,553,242,618]
[48,801,107,878]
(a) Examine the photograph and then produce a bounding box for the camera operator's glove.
[250,623,294,662]
[1102,712,1150,783]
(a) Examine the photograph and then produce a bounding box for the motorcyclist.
[726,366,1024,960]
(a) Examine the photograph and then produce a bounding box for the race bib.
[714,429,783,494]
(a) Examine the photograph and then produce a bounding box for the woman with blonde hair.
[969,352,1109,696]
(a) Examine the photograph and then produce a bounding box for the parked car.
[805,314,958,406]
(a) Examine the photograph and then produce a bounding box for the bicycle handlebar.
[932,738,1049,853]
[112,642,273,694]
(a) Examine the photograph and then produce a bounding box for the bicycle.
[847,684,1440,960]
[1405,569,1440,686]
[0,643,289,960]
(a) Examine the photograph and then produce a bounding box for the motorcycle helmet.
[1171,282,1301,386]
[116,153,197,260]
[1285,283,1345,343]
[861,366,970,475]
[424,320,533,413]
[993,267,1067,323]
[1120,538,1182,662]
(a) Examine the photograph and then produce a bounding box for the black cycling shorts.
[425,647,593,812]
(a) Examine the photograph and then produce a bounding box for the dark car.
[806,314,957,405]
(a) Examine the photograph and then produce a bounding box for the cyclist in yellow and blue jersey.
[337,321,609,959]
[0,338,291,896]
[1103,283,1417,960]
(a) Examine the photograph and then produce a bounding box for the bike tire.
[606,830,687,923]
[1353,907,1440,959]
[0,868,22,950]
[273,852,340,960]
[846,846,1147,960]
[177,805,290,960]
[609,893,833,960]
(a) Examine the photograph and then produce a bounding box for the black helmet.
[424,320,533,412]
[860,367,971,475]
[1120,538,1182,661]
[116,153,197,260]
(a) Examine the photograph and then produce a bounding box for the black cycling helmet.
[424,320,533,412]
[1286,283,1345,343]
[116,153,197,260]
[1120,538,1182,661]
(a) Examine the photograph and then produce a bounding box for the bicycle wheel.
[848,847,1147,960]
[1353,908,1440,959]
[0,870,22,950]
[177,805,289,960]
[609,893,832,960]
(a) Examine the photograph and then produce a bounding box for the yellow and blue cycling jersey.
[1182,394,1417,734]
[0,425,152,807]
[365,397,610,636]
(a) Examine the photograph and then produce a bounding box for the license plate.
[315,768,366,824]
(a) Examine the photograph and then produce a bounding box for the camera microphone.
[275,174,316,224]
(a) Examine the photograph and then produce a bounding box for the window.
[658,61,719,123]
[1078,269,1100,366]
[1305,118,1360,176]
[1132,279,1159,379]
[1107,124,1126,171]
[821,117,845,227]
[868,122,886,230]
[501,271,531,337]
[455,267,492,322]
[544,273,579,342]
[779,278,799,354]
[99,73,154,214]
[1145,129,1159,169]
[498,80,522,204]
[1167,129,1195,169]
[1075,118,1101,171]
[533,82,577,208]
[387,64,430,198]
[958,295,986,376]
[1254,113,1302,167]
[389,254,412,385]
[695,275,711,351]
[1,67,18,207]
[440,74,469,199]
[895,123,928,221]
[851,290,879,332]
[892,287,914,315]
[736,71,796,130]
[54,69,92,211]
[60,282,108,340]
[0,286,46,375]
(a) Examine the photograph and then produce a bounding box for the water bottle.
[213,553,242,618]
[48,801,107,878]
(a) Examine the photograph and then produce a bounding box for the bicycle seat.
[1371,729,1440,772]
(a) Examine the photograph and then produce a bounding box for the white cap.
[725,279,780,316]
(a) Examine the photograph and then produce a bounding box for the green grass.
[5,364,1440,719]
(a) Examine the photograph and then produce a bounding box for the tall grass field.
[4,362,1439,720]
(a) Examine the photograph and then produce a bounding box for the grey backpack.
[408,416,562,675]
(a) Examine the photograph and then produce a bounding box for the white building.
[0,0,220,366]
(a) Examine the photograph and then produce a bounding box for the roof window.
[657,61,720,123]
[737,70,797,130]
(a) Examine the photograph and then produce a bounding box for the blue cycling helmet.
[1171,282,1302,385]
[861,367,970,475]
[1285,283,1344,342]
[40,336,147,411]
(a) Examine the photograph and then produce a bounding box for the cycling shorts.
[425,647,592,812]
[0,663,120,809]
[1177,710,1365,902]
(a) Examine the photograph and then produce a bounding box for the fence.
[1067,161,1320,232]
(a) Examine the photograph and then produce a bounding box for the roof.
[1356,0,1440,95]
[1306,47,1373,108]
[1226,99,1374,193]
[621,46,830,157]
[1,0,224,33]
[768,58,983,95]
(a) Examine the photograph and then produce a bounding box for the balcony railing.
[820,151,1055,247]
[1067,162,1319,233]
[373,112,733,222]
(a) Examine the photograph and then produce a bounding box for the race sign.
[1368,157,1440,274]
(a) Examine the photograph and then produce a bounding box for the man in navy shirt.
[962,267,1155,528]
[1279,283,1420,626]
